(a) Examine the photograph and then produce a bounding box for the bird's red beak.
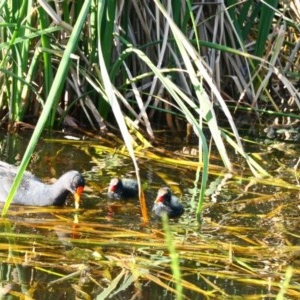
[108,185,116,192]
[155,195,164,204]
[74,186,84,209]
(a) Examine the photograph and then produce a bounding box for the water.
[0,132,300,299]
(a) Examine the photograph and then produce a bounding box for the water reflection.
[1,133,300,299]
[0,262,88,300]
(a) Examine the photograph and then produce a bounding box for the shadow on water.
[1,132,300,299]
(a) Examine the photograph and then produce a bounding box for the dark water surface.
[1,132,300,299]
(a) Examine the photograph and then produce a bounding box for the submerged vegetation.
[1,0,300,210]
[1,0,300,298]
[1,140,300,299]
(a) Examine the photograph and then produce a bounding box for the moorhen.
[108,178,138,200]
[0,161,85,208]
[152,187,184,218]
